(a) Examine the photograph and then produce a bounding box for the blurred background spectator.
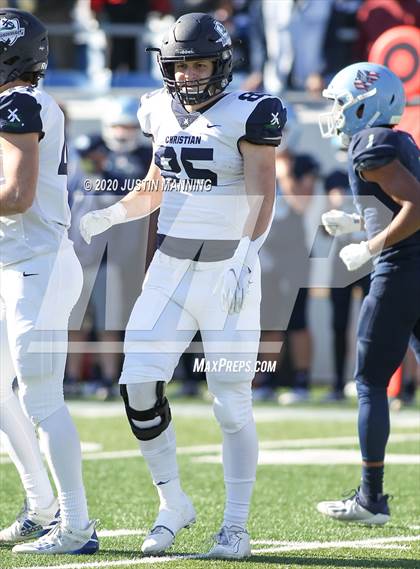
[66,97,152,398]
[322,170,371,403]
[256,141,319,404]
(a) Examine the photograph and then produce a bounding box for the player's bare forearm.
[240,141,276,239]
[0,132,38,215]
[119,160,163,220]
[362,159,420,254]
[368,201,420,254]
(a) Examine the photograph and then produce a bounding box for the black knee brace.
[120,382,171,441]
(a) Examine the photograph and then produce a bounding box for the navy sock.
[294,369,310,391]
[361,465,384,502]
[357,381,389,502]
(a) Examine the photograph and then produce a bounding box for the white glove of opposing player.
[339,241,372,271]
[80,202,127,244]
[321,209,362,236]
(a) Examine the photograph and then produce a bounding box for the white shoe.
[0,499,59,543]
[278,388,310,405]
[317,489,390,525]
[207,525,251,559]
[12,520,99,554]
[141,494,196,555]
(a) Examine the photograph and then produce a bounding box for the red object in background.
[357,0,420,61]
[91,0,128,12]
[369,25,420,100]
[398,105,420,146]
[369,25,420,145]
[387,365,403,398]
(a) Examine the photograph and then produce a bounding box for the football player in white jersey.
[80,12,286,559]
[0,9,98,555]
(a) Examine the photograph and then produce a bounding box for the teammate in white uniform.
[0,9,98,555]
[81,12,286,559]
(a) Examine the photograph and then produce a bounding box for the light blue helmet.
[102,97,142,152]
[319,62,405,144]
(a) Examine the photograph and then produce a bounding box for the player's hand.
[339,241,372,271]
[80,210,113,244]
[80,202,127,244]
[216,265,252,315]
[321,209,361,236]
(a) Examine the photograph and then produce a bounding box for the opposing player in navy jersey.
[318,62,420,524]
[80,12,286,558]
[0,9,98,554]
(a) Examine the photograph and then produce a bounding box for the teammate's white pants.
[0,239,83,423]
[0,239,90,528]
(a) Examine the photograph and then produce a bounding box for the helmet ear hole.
[356,103,365,118]
[390,94,395,105]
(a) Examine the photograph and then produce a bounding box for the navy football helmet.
[319,62,405,145]
[149,12,233,106]
[0,8,48,86]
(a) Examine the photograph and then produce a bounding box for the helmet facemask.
[158,49,232,106]
[319,88,379,146]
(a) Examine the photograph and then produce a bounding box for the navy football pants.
[355,267,420,463]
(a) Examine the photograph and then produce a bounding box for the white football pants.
[120,249,261,387]
[0,239,83,423]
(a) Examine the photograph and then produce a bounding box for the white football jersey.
[0,86,70,267]
[138,89,285,240]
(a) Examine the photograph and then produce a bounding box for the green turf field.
[1,395,419,569]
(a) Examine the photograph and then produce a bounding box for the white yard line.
[2,433,419,464]
[18,557,198,569]
[256,534,420,554]
[14,535,420,569]
[97,529,147,537]
[196,448,420,465]
[65,401,420,428]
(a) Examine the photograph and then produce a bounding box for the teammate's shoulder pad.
[0,89,43,137]
[351,127,398,175]
[140,88,165,107]
[138,89,165,137]
[240,94,286,147]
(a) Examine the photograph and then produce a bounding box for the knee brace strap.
[120,382,171,441]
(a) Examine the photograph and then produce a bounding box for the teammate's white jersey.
[138,89,285,241]
[0,86,70,267]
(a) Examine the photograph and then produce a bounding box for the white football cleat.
[0,499,59,543]
[317,489,390,525]
[207,525,251,559]
[12,520,99,554]
[141,494,196,555]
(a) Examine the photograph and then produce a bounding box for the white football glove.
[80,202,127,244]
[321,209,362,236]
[339,241,372,271]
[214,237,255,315]
[219,265,252,315]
